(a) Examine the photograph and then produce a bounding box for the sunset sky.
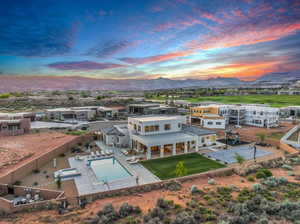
[0,0,300,81]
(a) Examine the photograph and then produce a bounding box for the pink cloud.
[48,61,125,70]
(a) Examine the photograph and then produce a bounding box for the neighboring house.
[127,103,178,115]
[190,106,226,129]
[97,107,126,118]
[0,112,32,136]
[190,104,279,128]
[45,107,97,121]
[280,106,300,118]
[0,119,30,136]
[98,124,129,147]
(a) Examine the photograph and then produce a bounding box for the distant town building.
[127,103,178,115]
[0,113,31,136]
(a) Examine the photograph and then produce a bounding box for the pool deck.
[68,141,160,196]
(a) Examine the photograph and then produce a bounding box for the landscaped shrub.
[256,169,272,179]
[288,171,295,176]
[258,217,268,224]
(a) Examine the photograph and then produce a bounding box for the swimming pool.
[89,157,132,182]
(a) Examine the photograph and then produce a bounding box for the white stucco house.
[97,115,217,159]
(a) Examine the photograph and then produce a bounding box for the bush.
[256,169,272,179]
[172,211,196,224]
[247,176,255,182]
[252,183,264,192]
[282,164,293,170]
[208,178,215,185]
[260,169,273,177]
[256,171,266,179]
[190,185,203,195]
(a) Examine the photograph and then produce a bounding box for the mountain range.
[0,71,299,92]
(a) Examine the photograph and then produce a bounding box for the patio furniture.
[95,151,101,157]
[129,158,139,164]
[91,151,95,158]
[101,151,106,156]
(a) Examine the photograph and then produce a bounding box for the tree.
[234,153,245,165]
[175,161,187,177]
[56,175,62,189]
[256,133,266,144]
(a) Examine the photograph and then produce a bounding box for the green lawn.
[186,95,300,108]
[141,153,225,180]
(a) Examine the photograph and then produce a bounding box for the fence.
[0,184,65,213]
[70,167,234,205]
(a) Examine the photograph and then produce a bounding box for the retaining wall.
[0,134,93,184]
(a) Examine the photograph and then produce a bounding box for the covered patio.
[131,132,196,159]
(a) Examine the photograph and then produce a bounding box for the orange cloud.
[120,50,193,65]
[186,22,300,50]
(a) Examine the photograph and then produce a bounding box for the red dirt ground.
[0,132,77,177]
[4,165,299,224]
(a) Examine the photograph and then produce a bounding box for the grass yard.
[186,95,300,108]
[141,153,225,180]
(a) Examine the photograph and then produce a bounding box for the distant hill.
[255,70,300,82]
[0,71,298,92]
[0,76,247,92]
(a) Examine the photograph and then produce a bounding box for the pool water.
[90,157,132,182]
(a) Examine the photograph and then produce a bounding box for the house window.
[207,122,213,125]
[164,124,171,130]
[201,138,205,143]
[138,125,141,131]
[145,126,150,132]
[216,122,222,125]
[134,124,137,130]
[178,123,181,128]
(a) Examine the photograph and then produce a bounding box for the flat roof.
[130,115,185,122]
[132,131,194,146]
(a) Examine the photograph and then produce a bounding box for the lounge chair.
[126,156,135,162]
[129,158,139,164]
[101,151,106,156]
[95,151,101,157]
[91,151,95,158]
[105,150,110,156]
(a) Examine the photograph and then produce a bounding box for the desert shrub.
[97,203,118,223]
[247,176,255,182]
[149,207,165,220]
[156,198,174,210]
[282,164,293,170]
[256,171,266,179]
[119,203,134,218]
[172,211,196,224]
[288,171,295,176]
[164,181,182,191]
[258,217,268,224]
[253,183,264,192]
[208,178,215,185]
[261,176,288,187]
[260,169,273,177]
[190,185,203,195]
